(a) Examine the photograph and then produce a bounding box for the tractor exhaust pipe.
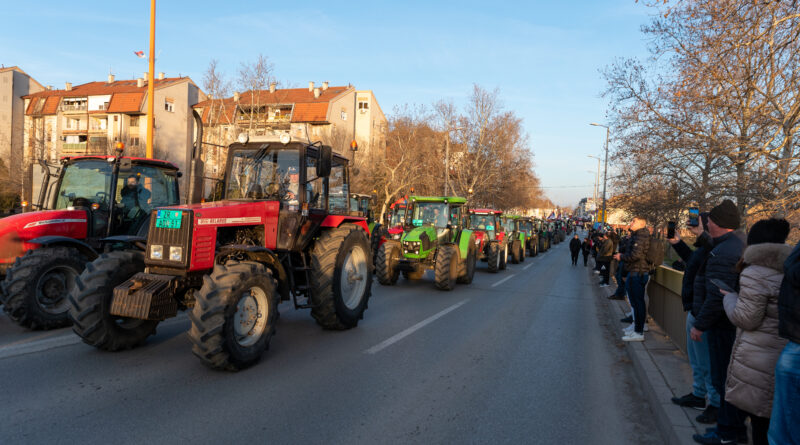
[188,109,205,204]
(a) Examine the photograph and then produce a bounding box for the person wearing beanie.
[692,200,747,445]
[714,218,791,445]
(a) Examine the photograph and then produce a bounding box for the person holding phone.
[690,199,747,445]
[667,212,720,423]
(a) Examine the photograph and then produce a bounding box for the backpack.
[646,237,665,270]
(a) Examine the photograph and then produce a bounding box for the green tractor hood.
[401,226,437,259]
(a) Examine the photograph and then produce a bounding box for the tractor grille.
[145,209,193,269]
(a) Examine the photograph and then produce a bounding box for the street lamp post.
[590,123,610,223]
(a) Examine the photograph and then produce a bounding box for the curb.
[592,266,698,445]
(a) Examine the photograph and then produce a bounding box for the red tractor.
[0,150,183,329]
[68,136,373,371]
[383,196,408,242]
[467,208,507,273]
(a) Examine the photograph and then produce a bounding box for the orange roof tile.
[292,102,329,123]
[106,92,145,113]
[42,96,60,114]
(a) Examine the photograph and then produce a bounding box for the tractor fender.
[215,245,290,302]
[26,236,98,260]
[320,215,369,234]
[99,235,148,251]
[457,229,475,259]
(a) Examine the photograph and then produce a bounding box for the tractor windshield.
[410,202,449,228]
[501,218,515,232]
[225,147,300,204]
[469,214,496,231]
[520,221,533,233]
[54,160,112,209]
[390,205,406,226]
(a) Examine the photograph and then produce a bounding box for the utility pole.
[146,0,156,158]
[590,123,610,223]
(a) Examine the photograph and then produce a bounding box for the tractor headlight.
[150,244,163,260]
[169,246,183,262]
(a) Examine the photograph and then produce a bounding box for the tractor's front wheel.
[370,223,383,270]
[188,261,279,371]
[434,245,459,291]
[376,241,400,285]
[310,224,372,330]
[69,250,159,351]
[500,244,508,270]
[520,239,526,262]
[487,242,501,273]
[511,239,522,264]
[2,246,87,330]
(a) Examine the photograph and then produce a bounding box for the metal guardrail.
[647,265,687,354]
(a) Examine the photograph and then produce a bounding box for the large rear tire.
[310,224,372,330]
[2,246,87,330]
[188,261,279,371]
[500,243,508,270]
[376,241,401,285]
[457,242,476,284]
[487,241,501,273]
[370,223,383,270]
[69,250,159,351]
[434,244,459,291]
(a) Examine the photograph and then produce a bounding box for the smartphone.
[688,207,700,227]
[667,221,676,239]
[710,278,734,293]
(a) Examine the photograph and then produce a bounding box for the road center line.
[364,299,470,354]
[524,262,534,270]
[491,274,516,287]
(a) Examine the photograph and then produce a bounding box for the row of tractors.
[0,123,572,371]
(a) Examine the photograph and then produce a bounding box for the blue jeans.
[769,341,800,445]
[626,272,649,333]
[686,312,719,407]
[613,262,626,298]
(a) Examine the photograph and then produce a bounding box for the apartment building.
[22,73,204,202]
[193,82,387,176]
[0,67,44,193]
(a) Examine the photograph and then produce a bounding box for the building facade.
[22,74,204,202]
[194,82,387,177]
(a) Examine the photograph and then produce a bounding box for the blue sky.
[2,1,653,206]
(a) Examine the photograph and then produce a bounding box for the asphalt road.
[0,233,662,444]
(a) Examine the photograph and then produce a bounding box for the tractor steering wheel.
[95,191,109,205]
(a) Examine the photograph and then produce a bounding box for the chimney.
[313,87,321,99]
[46,85,52,91]
[233,91,240,102]
[308,81,314,92]
[158,72,165,80]
[322,81,329,91]
[65,82,72,91]
[137,78,144,88]
[143,72,148,80]
[107,74,115,84]
[269,82,276,93]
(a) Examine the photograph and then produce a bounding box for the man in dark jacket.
[668,213,720,423]
[614,216,650,341]
[769,240,800,444]
[690,200,747,445]
[597,233,614,286]
[569,234,581,266]
[581,237,591,266]
[610,233,631,301]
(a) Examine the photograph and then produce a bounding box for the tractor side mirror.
[317,145,332,177]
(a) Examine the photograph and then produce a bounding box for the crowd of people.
[575,200,799,445]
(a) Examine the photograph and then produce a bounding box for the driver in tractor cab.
[432,207,448,228]
[285,166,300,205]
[121,175,151,218]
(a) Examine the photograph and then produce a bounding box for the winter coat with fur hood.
[722,242,792,418]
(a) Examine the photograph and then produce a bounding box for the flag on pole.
[134,51,146,58]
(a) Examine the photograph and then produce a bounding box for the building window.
[341,109,347,121]
[358,100,369,113]
[165,99,174,112]
[129,116,139,127]
[130,137,140,146]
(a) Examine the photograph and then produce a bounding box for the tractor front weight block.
[110,273,179,320]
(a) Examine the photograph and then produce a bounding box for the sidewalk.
[593,271,708,445]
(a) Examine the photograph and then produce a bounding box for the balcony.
[62,142,87,156]
[60,103,88,113]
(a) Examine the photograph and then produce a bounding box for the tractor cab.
[468,208,507,272]
[349,193,376,228]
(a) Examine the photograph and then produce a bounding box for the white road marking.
[524,263,534,270]
[0,316,189,360]
[491,274,516,287]
[364,299,470,354]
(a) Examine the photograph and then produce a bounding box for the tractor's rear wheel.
[376,241,400,285]
[487,242,501,273]
[2,246,87,330]
[511,239,522,264]
[310,224,372,330]
[188,261,279,371]
[370,223,383,269]
[69,250,159,351]
[457,243,476,284]
[434,245,459,291]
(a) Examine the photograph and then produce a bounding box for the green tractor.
[518,216,539,257]
[535,218,550,252]
[500,215,527,264]
[376,196,476,290]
